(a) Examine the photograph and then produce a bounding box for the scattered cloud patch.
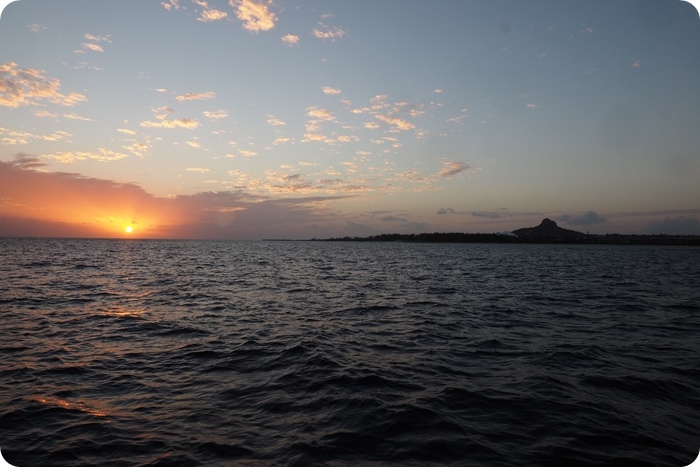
[231,0,277,32]
[193,0,228,22]
[160,0,182,11]
[43,148,129,163]
[376,114,415,131]
[0,62,87,108]
[203,110,228,120]
[0,127,72,145]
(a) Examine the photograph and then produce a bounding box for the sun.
[125,225,133,234]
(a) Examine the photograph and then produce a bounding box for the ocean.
[0,238,698,466]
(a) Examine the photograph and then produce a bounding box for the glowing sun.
[125,225,133,233]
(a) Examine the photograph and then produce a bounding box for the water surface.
[1,239,698,466]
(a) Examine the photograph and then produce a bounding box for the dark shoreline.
[303,232,700,246]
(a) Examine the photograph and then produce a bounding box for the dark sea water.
[1,238,698,466]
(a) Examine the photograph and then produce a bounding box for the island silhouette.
[306,219,700,246]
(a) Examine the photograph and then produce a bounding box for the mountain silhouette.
[512,218,586,239]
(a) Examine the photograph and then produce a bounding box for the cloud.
[0,62,88,108]
[231,0,277,32]
[187,167,210,173]
[152,106,173,119]
[437,161,469,178]
[28,24,47,33]
[192,0,228,22]
[63,113,93,121]
[8,153,47,169]
[175,91,216,101]
[140,118,200,129]
[559,211,607,226]
[376,114,415,131]
[0,160,351,239]
[306,107,335,121]
[647,215,699,235]
[117,128,136,135]
[85,34,112,42]
[0,127,72,145]
[81,43,104,53]
[281,34,299,46]
[313,23,346,41]
[437,208,456,215]
[161,0,181,11]
[322,86,341,95]
[43,148,130,163]
[79,34,111,53]
[34,110,56,118]
[203,110,229,120]
[266,115,286,126]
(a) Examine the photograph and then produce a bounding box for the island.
[309,219,700,246]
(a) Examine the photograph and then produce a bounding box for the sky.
[0,0,699,239]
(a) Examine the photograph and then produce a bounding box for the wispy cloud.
[1,127,72,145]
[80,43,104,53]
[84,34,112,42]
[203,110,229,120]
[231,0,277,32]
[0,62,88,108]
[313,22,346,41]
[160,0,181,11]
[437,161,470,178]
[266,115,286,126]
[176,91,216,101]
[34,110,57,118]
[140,118,200,129]
[63,113,94,121]
[43,148,129,163]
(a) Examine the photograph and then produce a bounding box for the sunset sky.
[1,0,699,239]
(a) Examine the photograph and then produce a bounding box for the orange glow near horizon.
[125,225,133,233]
